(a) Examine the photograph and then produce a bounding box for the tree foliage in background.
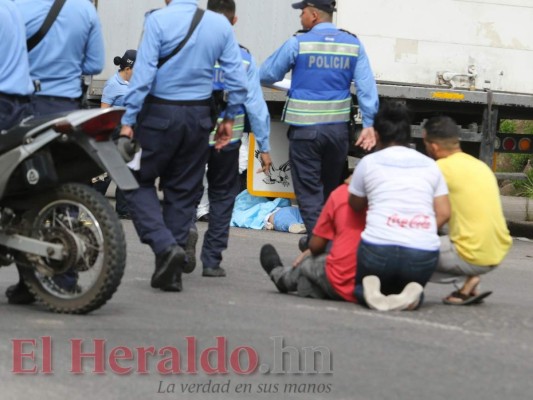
[513,169,533,198]
[497,120,533,172]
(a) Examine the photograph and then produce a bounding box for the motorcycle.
[0,107,138,314]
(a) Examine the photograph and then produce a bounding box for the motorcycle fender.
[90,141,139,191]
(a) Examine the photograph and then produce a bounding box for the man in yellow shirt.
[423,116,512,305]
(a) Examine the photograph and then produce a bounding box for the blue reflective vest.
[209,46,250,146]
[285,28,360,126]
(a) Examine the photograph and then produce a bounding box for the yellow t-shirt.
[437,152,512,266]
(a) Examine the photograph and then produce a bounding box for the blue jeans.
[354,240,439,306]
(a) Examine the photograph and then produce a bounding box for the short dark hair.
[374,101,412,146]
[423,116,460,142]
[207,0,236,22]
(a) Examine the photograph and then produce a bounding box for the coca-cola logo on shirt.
[386,214,431,230]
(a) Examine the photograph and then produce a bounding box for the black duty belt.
[0,92,31,103]
[146,94,211,107]
[34,94,81,102]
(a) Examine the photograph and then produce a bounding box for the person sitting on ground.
[423,116,512,305]
[348,101,451,311]
[260,178,365,302]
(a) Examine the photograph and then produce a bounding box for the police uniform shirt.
[121,0,247,127]
[0,0,33,96]
[213,47,271,153]
[15,0,105,98]
[102,72,129,107]
[242,51,271,153]
[260,22,378,128]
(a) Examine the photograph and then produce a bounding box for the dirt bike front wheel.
[21,183,126,314]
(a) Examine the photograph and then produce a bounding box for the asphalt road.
[1,221,532,400]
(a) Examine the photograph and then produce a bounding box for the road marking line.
[33,319,65,326]
[294,304,493,337]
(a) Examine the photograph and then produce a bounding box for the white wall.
[94,0,533,95]
[95,0,301,82]
[336,0,533,93]
[198,0,302,65]
[95,0,162,81]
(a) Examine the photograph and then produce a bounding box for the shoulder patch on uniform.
[339,29,358,38]
[239,44,250,54]
[293,29,310,37]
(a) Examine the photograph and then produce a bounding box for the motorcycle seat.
[0,114,63,155]
[0,125,31,154]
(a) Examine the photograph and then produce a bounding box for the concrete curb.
[501,196,533,239]
[501,196,532,221]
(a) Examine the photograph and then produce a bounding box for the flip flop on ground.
[442,290,493,305]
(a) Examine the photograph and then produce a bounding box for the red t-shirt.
[313,184,366,302]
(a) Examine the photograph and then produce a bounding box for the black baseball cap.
[292,0,337,13]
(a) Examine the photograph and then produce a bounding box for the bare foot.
[462,275,481,296]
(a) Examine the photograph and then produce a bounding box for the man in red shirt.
[260,182,365,301]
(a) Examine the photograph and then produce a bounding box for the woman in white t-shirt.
[348,102,450,311]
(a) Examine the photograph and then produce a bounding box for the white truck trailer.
[89,0,533,164]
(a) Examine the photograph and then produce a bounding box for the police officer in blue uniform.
[16,0,105,115]
[199,0,272,278]
[7,0,105,305]
[260,0,379,242]
[101,50,137,108]
[120,0,248,292]
[0,0,33,132]
[95,49,138,219]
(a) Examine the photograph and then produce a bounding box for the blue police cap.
[292,0,337,13]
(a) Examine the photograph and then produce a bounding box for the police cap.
[292,0,337,13]
[114,49,137,69]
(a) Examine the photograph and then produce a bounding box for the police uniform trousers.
[124,98,212,256]
[31,95,81,116]
[0,93,32,131]
[200,140,241,270]
[288,123,349,235]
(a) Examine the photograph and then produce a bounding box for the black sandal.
[442,290,492,306]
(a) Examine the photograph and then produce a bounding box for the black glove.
[116,136,140,162]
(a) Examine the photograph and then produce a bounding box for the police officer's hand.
[257,152,272,175]
[355,127,376,151]
[120,124,134,139]
[116,136,140,162]
[214,119,234,150]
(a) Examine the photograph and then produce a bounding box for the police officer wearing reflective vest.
[198,0,272,278]
[119,0,248,292]
[0,0,33,132]
[260,0,379,240]
[15,0,105,115]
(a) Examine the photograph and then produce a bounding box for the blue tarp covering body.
[230,190,291,230]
